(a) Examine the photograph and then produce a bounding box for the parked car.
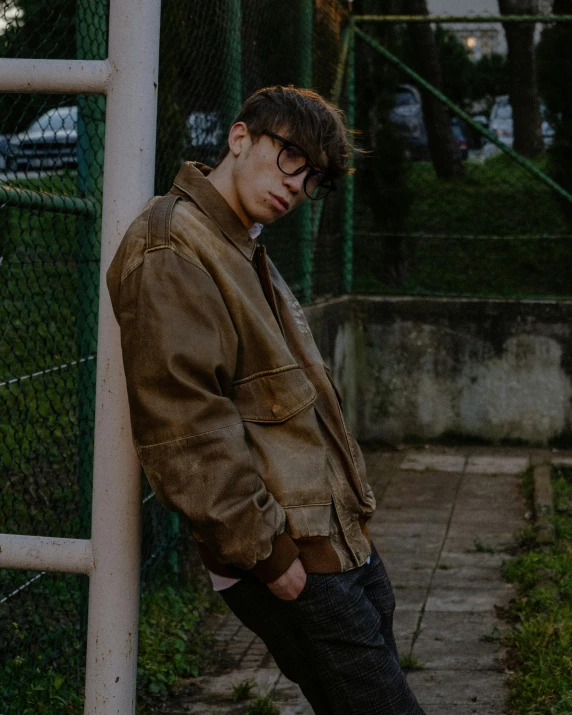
[6,106,77,172]
[488,95,555,148]
[451,117,469,160]
[466,114,489,150]
[389,84,469,161]
[389,84,428,159]
[0,133,12,171]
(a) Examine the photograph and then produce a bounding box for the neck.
[207,162,254,229]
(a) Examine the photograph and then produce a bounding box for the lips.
[270,193,289,212]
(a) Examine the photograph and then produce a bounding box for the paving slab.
[368,520,448,539]
[382,554,441,578]
[385,567,434,589]
[465,455,529,474]
[375,535,444,557]
[552,455,572,467]
[374,505,453,523]
[443,535,516,555]
[393,586,430,613]
[455,476,521,504]
[393,609,421,642]
[431,563,506,589]
[406,670,507,711]
[400,452,466,472]
[437,550,508,569]
[425,586,514,613]
[416,700,502,715]
[165,446,531,714]
[412,611,503,671]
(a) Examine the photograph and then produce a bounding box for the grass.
[501,466,572,714]
[243,696,280,715]
[474,538,496,554]
[137,581,214,698]
[399,654,425,671]
[0,175,219,714]
[0,175,89,495]
[232,680,257,702]
[0,571,214,715]
[354,153,572,298]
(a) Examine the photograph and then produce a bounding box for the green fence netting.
[2,1,572,712]
[350,8,572,298]
[0,0,171,712]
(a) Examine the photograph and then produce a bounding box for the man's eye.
[284,145,305,160]
[308,172,328,188]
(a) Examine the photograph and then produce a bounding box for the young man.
[107,86,425,714]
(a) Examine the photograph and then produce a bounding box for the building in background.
[427,0,553,60]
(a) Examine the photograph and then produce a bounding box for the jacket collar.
[171,162,256,261]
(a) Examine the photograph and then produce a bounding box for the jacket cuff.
[249,532,300,583]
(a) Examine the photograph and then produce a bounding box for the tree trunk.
[404,0,465,179]
[553,0,572,14]
[355,0,415,287]
[499,0,544,157]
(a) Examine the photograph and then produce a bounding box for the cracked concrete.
[157,446,571,714]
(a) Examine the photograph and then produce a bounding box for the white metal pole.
[0,58,110,93]
[83,0,162,711]
[0,535,93,573]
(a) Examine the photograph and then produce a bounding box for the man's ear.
[228,122,249,158]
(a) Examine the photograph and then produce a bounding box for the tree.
[435,26,474,111]
[471,53,509,109]
[537,0,572,216]
[353,0,415,288]
[498,0,544,157]
[403,0,464,179]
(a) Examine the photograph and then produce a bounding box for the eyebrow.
[274,131,328,173]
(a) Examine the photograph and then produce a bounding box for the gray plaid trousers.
[221,543,426,715]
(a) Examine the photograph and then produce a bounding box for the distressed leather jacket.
[107,162,376,582]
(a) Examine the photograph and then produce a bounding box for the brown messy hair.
[216,85,353,180]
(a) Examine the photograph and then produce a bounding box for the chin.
[249,207,277,226]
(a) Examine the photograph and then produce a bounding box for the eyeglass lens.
[277,146,331,200]
[277,144,308,175]
[305,172,329,200]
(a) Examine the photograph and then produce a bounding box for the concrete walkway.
[164,446,568,715]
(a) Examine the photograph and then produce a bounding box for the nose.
[282,170,307,194]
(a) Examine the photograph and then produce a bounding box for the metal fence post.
[76,0,107,542]
[83,0,162,711]
[299,0,313,304]
[343,27,355,294]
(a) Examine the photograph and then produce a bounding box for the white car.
[489,95,555,148]
[6,106,77,172]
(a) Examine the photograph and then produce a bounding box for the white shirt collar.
[248,223,264,241]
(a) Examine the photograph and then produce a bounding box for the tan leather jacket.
[107,162,376,582]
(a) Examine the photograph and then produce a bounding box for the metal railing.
[0,0,161,711]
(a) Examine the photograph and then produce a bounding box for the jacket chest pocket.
[232,366,332,538]
[233,365,316,423]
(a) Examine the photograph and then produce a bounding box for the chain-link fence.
[0,0,176,712]
[351,6,572,299]
[3,0,572,712]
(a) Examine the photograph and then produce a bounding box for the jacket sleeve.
[110,245,299,582]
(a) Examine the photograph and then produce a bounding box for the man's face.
[230,125,323,226]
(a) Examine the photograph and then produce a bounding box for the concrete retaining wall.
[305,296,572,445]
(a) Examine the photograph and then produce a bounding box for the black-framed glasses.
[263,130,336,201]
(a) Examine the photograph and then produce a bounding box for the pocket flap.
[233,367,317,423]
